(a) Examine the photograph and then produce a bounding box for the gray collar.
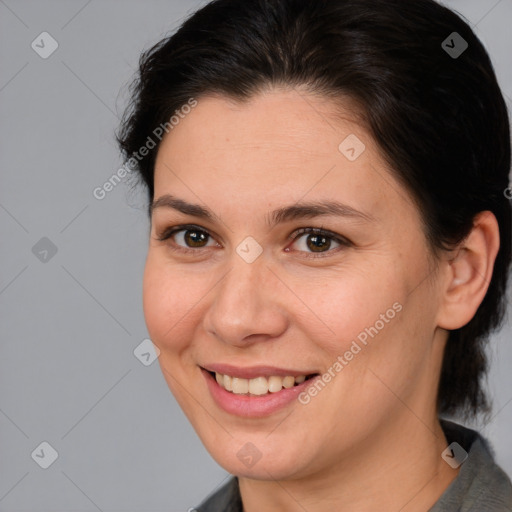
[197,420,512,511]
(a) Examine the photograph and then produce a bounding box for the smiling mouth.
[207,370,318,396]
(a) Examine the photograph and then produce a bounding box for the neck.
[238,415,459,512]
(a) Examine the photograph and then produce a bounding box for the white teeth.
[282,376,295,389]
[268,376,283,393]
[223,374,233,391]
[232,377,249,394]
[249,376,268,395]
[214,372,309,395]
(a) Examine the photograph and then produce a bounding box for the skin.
[143,88,500,511]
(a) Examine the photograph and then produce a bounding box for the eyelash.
[155,224,351,259]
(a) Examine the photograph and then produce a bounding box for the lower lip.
[202,369,318,418]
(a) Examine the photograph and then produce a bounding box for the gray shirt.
[196,420,512,511]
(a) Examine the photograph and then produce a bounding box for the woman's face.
[144,89,448,480]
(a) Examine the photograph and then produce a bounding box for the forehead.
[156,89,366,168]
[152,89,415,229]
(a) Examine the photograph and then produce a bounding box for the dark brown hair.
[117,0,512,418]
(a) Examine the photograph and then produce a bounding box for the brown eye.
[181,229,210,247]
[288,227,350,258]
[156,225,219,253]
[304,234,332,252]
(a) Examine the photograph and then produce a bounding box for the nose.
[202,253,289,347]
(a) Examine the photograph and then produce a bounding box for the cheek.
[142,253,202,354]
[142,254,208,415]
[289,265,406,356]
[289,266,416,407]
[321,277,438,421]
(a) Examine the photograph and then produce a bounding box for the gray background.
[0,0,511,510]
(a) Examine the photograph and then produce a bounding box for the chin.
[200,433,315,481]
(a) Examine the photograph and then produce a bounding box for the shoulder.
[196,476,242,512]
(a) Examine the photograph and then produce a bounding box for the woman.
[117,0,512,509]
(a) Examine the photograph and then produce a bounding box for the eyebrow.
[150,194,376,227]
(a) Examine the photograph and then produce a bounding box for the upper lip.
[202,363,318,379]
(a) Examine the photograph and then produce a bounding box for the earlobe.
[437,211,500,330]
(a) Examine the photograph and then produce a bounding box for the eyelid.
[288,226,348,243]
[155,223,212,242]
[155,224,221,255]
[155,223,351,257]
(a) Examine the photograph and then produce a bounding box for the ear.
[436,211,500,330]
